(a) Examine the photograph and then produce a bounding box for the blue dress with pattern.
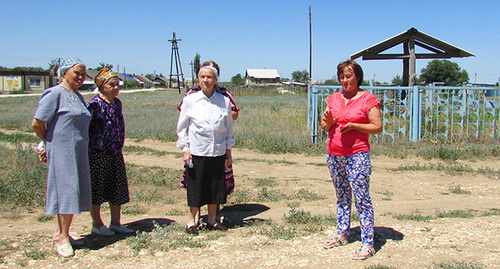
[34,85,92,215]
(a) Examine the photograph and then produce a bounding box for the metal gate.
[309,85,500,143]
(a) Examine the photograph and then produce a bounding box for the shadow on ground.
[347,226,404,252]
[76,218,175,250]
[196,203,270,228]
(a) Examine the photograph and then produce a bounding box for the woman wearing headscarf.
[321,60,382,260]
[87,68,133,236]
[177,61,239,226]
[176,63,235,235]
[32,57,91,257]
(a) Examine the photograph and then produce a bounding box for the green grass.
[393,211,435,222]
[392,161,500,179]
[126,222,206,254]
[431,261,485,269]
[253,177,278,187]
[293,188,326,201]
[0,143,47,210]
[449,185,471,195]
[282,203,334,233]
[256,187,289,202]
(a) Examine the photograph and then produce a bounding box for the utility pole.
[168,32,185,93]
[309,5,312,84]
[189,61,194,88]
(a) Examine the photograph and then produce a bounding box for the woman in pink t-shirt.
[320,60,382,260]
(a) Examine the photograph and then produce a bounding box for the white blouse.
[176,90,235,157]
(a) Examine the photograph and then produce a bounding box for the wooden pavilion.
[350,27,475,86]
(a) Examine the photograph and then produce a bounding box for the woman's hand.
[225,149,232,167]
[183,150,192,166]
[38,149,47,163]
[320,109,338,132]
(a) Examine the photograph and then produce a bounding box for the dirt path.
[1,138,499,268]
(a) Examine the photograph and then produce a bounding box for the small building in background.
[245,69,280,85]
[131,75,154,88]
[0,71,52,93]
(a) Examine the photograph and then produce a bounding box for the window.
[29,76,41,87]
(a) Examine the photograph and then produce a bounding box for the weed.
[283,203,334,233]
[23,250,47,260]
[293,188,326,201]
[0,143,46,209]
[256,188,288,202]
[122,203,149,215]
[393,162,475,175]
[449,185,471,195]
[365,265,397,269]
[482,208,500,217]
[378,190,394,201]
[393,211,435,222]
[165,209,186,216]
[254,222,299,240]
[431,261,485,269]
[253,177,278,187]
[306,162,327,167]
[227,188,253,204]
[436,210,477,219]
[127,163,181,190]
[36,215,54,223]
[0,131,39,144]
[126,222,205,254]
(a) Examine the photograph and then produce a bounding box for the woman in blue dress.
[32,57,91,258]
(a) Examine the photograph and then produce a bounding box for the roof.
[121,73,135,81]
[246,69,280,79]
[351,27,475,60]
[132,75,153,83]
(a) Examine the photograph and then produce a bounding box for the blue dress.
[34,85,92,215]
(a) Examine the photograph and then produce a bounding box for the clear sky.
[1,0,499,84]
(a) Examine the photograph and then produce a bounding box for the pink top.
[326,91,381,156]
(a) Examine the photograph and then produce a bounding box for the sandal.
[323,236,348,249]
[352,245,375,260]
[186,225,199,235]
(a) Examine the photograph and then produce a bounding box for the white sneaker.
[91,225,115,236]
[109,224,134,234]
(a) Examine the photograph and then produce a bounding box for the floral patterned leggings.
[327,151,374,246]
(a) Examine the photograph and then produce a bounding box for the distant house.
[131,75,153,88]
[245,69,280,85]
[155,76,169,87]
[0,71,53,92]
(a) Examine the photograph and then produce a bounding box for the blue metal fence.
[309,85,500,143]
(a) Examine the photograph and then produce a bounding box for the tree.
[48,58,62,75]
[230,73,245,85]
[97,62,113,71]
[419,60,469,85]
[193,53,201,77]
[324,76,339,85]
[391,74,403,85]
[291,69,310,83]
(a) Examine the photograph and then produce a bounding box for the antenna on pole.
[168,32,185,93]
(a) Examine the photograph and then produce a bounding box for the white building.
[245,69,280,85]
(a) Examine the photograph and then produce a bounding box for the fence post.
[410,85,421,141]
[310,86,319,143]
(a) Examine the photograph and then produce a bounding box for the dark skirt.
[186,154,227,207]
[89,152,130,206]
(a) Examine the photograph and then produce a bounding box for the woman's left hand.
[225,149,232,167]
[38,149,47,163]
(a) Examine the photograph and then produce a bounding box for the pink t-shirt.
[326,91,381,156]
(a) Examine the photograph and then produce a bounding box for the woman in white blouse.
[176,65,235,235]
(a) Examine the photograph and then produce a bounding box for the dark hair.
[337,60,363,87]
[202,61,220,75]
